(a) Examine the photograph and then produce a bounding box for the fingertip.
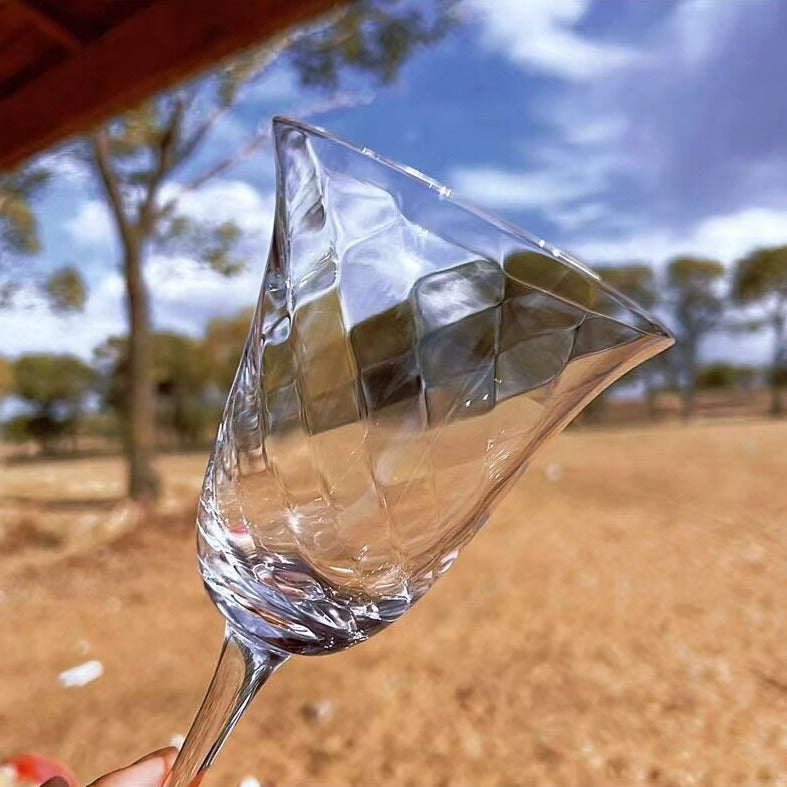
[133,746,179,767]
[91,747,180,786]
[158,746,179,776]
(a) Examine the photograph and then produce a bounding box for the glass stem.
[163,625,289,787]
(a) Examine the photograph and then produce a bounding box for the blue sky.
[3,0,787,363]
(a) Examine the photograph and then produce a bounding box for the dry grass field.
[1,420,786,787]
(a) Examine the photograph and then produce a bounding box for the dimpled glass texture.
[198,117,674,656]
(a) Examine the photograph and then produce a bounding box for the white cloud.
[455,0,787,261]
[35,150,92,183]
[146,254,265,337]
[450,167,596,211]
[571,206,787,267]
[0,252,267,360]
[0,273,126,359]
[668,0,744,67]
[63,200,114,248]
[241,67,299,104]
[4,180,276,359]
[463,0,642,81]
[449,147,626,231]
[62,179,275,252]
[159,178,275,236]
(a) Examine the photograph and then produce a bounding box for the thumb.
[87,748,179,787]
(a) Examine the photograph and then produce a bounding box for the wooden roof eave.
[0,0,342,171]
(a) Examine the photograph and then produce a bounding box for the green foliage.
[732,246,787,306]
[42,265,88,313]
[12,354,97,453]
[732,246,787,414]
[14,354,96,410]
[666,256,726,340]
[0,356,14,398]
[695,363,742,390]
[155,217,248,276]
[0,167,50,260]
[204,309,254,394]
[3,415,32,443]
[290,0,460,88]
[96,332,215,445]
[596,263,656,309]
[772,364,787,387]
[665,256,726,413]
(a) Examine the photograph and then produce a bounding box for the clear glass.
[164,117,674,786]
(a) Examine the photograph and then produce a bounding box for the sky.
[3,0,787,364]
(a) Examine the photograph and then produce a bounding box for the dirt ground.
[1,420,786,787]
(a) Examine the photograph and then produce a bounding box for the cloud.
[240,65,299,105]
[571,206,787,267]
[450,167,598,212]
[454,0,787,268]
[0,272,126,359]
[63,179,275,252]
[0,253,268,361]
[449,144,627,233]
[63,200,114,249]
[449,124,629,233]
[3,180,276,359]
[146,254,265,337]
[159,179,275,237]
[463,0,642,81]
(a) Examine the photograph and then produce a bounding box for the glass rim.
[272,115,674,343]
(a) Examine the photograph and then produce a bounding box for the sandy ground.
[1,420,786,787]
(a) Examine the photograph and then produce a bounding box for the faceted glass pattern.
[197,117,674,656]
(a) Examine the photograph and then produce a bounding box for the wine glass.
[164,117,673,786]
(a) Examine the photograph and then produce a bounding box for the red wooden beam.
[0,0,342,170]
[13,0,83,54]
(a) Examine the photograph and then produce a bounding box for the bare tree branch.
[138,98,186,233]
[170,36,295,171]
[91,129,136,250]
[157,91,372,220]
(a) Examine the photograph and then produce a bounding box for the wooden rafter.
[12,0,82,54]
[0,0,342,170]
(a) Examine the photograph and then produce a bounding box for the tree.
[598,263,657,310]
[203,308,255,396]
[0,168,49,260]
[0,166,51,305]
[665,256,726,418]
[96,332,216,449]
[0,356,14,399]
[74,0,457,503]
[153,333,213,446]
[13,354,97,454]
[41,265,88,313]
[732,246,787,415]
[695,362,741,391]
[289,0,457,88]
[2,165,91,311]
[596,263,666,418]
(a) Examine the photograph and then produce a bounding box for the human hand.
[42,748,177,787]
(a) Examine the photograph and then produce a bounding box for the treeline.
[0,309,251,456]
[1,248,784,458]
[596,251,785,418]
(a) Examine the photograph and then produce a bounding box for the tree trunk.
[124,237,160,501]
[641,365,659,420]
[91,131,160,503]
[682,340,697,420]
[770,311,785,417]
